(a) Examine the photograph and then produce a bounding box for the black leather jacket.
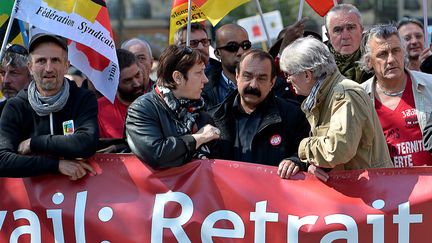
[202,59,226,110]
[125,91,213,169]
[211,91,310,169]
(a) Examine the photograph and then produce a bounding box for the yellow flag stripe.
[43,0,101,23]
[169,2,207,44]
[200,0,250,25]
[43,0,75,13]
[0,14,8,24]
[75,0,101,23]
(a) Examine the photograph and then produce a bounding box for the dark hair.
[157,45,206,89]
[174,23,208,45]
[237,49,277,79]
[397,17,424,30]
[116,49,137,70]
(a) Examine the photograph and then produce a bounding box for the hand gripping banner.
[1,154,432,242]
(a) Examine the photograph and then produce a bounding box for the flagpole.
[297,0,304,21]
[422,0,429,46]
[0,0,19,61]
[333,0,338,6]
[186,0,193,47]
[253,0,272,48]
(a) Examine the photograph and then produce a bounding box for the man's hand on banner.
[277,159,300,179]
[59,159,95,181]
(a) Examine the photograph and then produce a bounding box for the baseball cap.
[29,33,68,53]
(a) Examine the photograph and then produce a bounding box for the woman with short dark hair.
[125,45,220,169]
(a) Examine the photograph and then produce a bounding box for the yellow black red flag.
[169,0,250,44]
[0,0,28,47]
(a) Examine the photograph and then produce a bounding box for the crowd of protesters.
[2,3,432,181]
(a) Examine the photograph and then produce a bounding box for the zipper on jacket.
[49,113,54,135]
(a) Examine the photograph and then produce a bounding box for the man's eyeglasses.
[283,72,297,79]
[217,40,252,53]
[6,44,28,56]
[181,38,211,48]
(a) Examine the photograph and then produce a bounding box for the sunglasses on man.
[2,44,28,66]
[217,40,252,53]
[6,44,28,56]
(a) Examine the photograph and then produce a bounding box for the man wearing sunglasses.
[0,44,31,115]
[203,23,251,109]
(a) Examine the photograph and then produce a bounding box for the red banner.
[1,154,432,242]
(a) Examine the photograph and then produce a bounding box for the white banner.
[14,0,119,102]
[237,10,283,44]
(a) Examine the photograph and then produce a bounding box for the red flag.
[306,0,336,17]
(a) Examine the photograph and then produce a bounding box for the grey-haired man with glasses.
[279,36,392,181]
[0,44,31,115]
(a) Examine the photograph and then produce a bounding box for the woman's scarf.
[156,85,209,158]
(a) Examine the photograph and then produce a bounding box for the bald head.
[215,24,251,80]
[216,24,248,46]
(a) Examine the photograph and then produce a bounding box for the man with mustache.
[360,24,432,167]
[0,44,31,115]
[211,49,309,168]
[98,49,144,139]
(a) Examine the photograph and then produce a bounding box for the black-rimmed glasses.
[182,38,211,48]
[217,40,252,53]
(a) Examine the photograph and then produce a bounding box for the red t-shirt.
[375,77,432,167]
[97,96,128,138]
